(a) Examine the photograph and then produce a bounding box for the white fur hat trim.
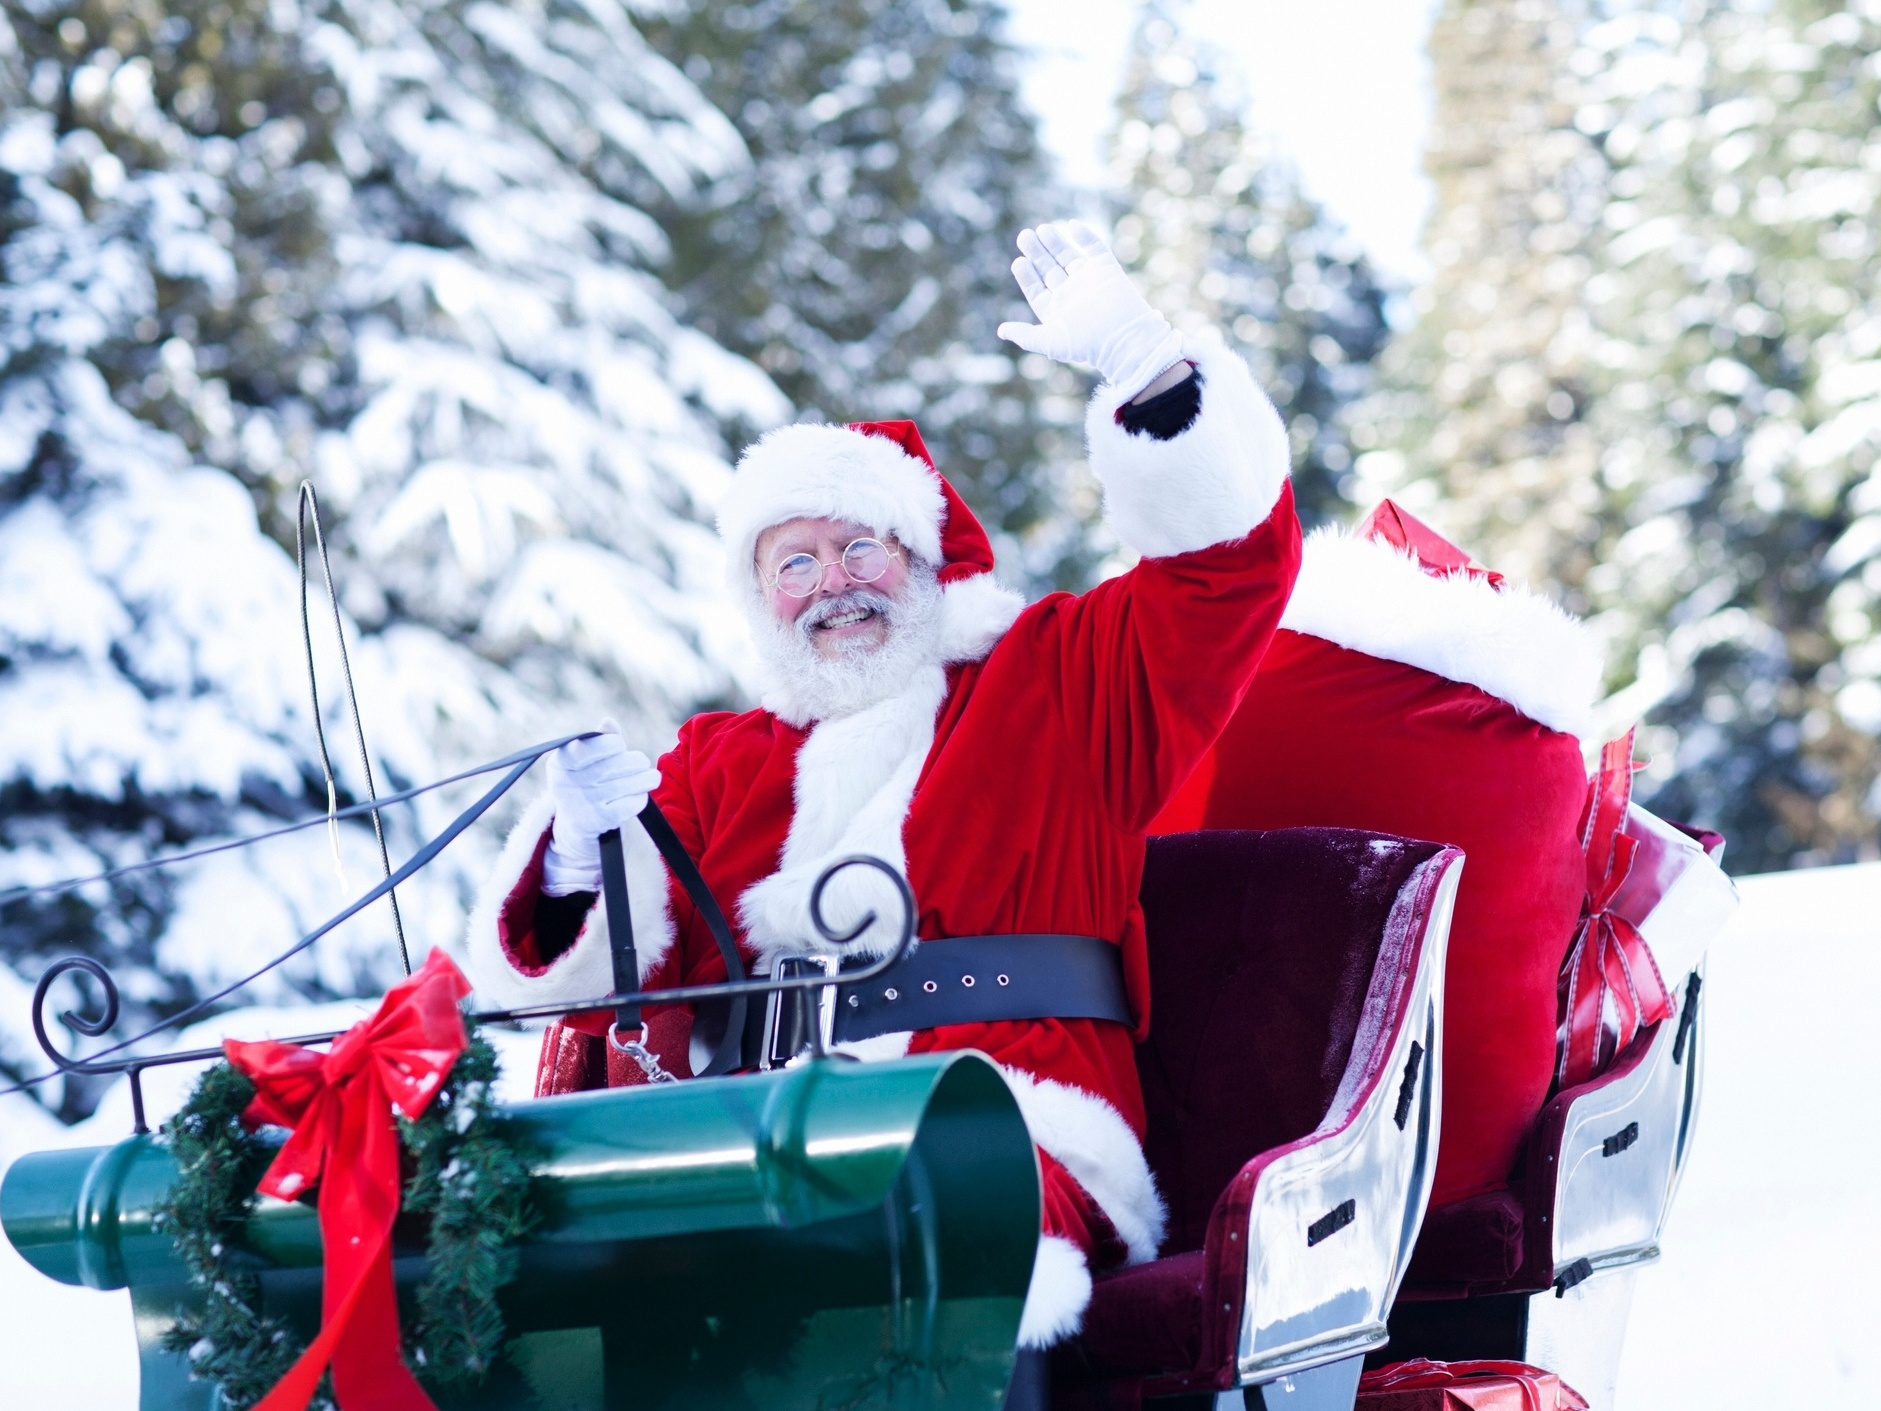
[720,423,947,591]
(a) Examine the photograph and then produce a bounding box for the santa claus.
[465,221,1301,1375]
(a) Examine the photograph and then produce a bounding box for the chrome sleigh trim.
[1233,850,1461,1387]
[1547,957,1706,1284]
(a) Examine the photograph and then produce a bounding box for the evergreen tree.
[298,0,790,740]
[1366,0,1881,870]
[1564,0,1881,867]
[638,0,1098,588]
[1108,0,1390,527]
[0,6,448,1113]
[1348,0,1609,582]
[0,0,785,1112]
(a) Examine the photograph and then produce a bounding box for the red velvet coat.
[467,338,1299,1343]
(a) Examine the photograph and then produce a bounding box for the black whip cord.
[297,481,408,973]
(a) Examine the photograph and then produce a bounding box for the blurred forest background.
[4,0,1880,1117]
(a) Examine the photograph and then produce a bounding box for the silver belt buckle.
[760,954,841,1069]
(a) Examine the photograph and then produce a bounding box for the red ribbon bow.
[224,948,473,1411]
[1555,729,1672,1091]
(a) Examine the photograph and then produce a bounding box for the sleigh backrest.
[1136,827,1452,1255]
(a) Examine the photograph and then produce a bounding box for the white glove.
[997,220,1184,397]
[541,729,661,896]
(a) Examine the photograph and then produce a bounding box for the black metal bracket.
[1554,1256,1594,1296]
[25,774,916,1130]
[1672,971,1702,1065]
[1393,1040,1425,1131]
[1307,1198,1356,1247]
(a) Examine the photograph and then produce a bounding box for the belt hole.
[884,987,899,1001]
[847,994,859,1007]
[923,980,937,993]
[961,974,975,987]
[997,974,1010,986]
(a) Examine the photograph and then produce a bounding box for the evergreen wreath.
[153,1028,536,1409]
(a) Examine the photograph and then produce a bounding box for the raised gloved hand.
[541,728,661,896]
[997,219,1184,397]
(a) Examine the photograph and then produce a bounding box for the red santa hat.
[719,419,1026,662]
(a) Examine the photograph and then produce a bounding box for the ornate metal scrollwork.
[30,955,123,1077]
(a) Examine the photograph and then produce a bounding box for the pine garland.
[154,1029,536,1409]
[154,1063,308,1408]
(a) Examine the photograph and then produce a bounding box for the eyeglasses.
[767,537,900,598]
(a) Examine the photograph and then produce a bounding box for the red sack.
[1357,1359,1589,1411]
[1158,503,1603,1206]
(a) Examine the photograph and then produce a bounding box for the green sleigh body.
[2,1053,1039,1411]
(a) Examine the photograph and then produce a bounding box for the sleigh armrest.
[1067,837,1463,1404]
[1517,959,1707,1295]
[1200,847,1460,1389]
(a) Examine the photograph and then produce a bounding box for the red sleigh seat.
[1053,828,1464,1409]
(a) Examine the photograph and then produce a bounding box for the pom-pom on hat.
[718,419,1025,663]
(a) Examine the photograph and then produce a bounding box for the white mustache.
[797,587,895,637]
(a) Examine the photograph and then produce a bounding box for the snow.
[0,1002,545,1410]
[1,863,1875,1406]
[1615,861,1881,1410]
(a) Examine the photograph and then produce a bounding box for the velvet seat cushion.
[1399,1188,1527,1293]
[1136,829,1443,1256]
[1071,1250,1209,1377]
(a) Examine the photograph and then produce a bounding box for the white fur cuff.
[464,792,676,1009]
[1086,336,1290,560]
[1001,1066,1168,1267]
[1018,1235,1094,1348]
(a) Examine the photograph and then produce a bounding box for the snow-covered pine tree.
[1108,0,1389,527]
[637,0,1098,588]
[1,0,786,1114]
[1365,0,1881,869]
[0,5,441,1117]
[1559,0,1881,867]
[277,0,791,745]
[1348,0,1610,583]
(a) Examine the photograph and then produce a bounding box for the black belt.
[832,933,1131,1043]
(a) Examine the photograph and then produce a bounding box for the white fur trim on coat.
[1279,529,1606,739]
[1085,335,1290,560]
[1002,1066,1168,1267]
[1019,1235,1094,1349]
[739,664,950,963]
[463,792,676,1009]
[719,423,946,595]
[935,571,1026,665]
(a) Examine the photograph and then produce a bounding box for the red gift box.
[1357,1359,1589,1411]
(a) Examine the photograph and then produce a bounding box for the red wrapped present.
[1357,1358,1590,1411]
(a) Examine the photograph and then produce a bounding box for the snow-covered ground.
[1615,861,1881,1409]
[0,1002,544,1407]
[1,863,1875,1407]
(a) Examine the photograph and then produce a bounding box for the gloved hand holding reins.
[997,220,1185,399]
[542,727,661,896]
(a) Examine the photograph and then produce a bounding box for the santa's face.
[756,516,911,660]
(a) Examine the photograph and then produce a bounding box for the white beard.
[738,562,950,968]
[751,564,946,727]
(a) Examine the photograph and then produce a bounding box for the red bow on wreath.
[224,948,472,1411]
[1555,729,1672,1091]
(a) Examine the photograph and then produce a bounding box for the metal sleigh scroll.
[26,801,915,1129]
[8,780,1041,1411]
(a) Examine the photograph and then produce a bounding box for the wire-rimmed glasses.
[767,537,901,598]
